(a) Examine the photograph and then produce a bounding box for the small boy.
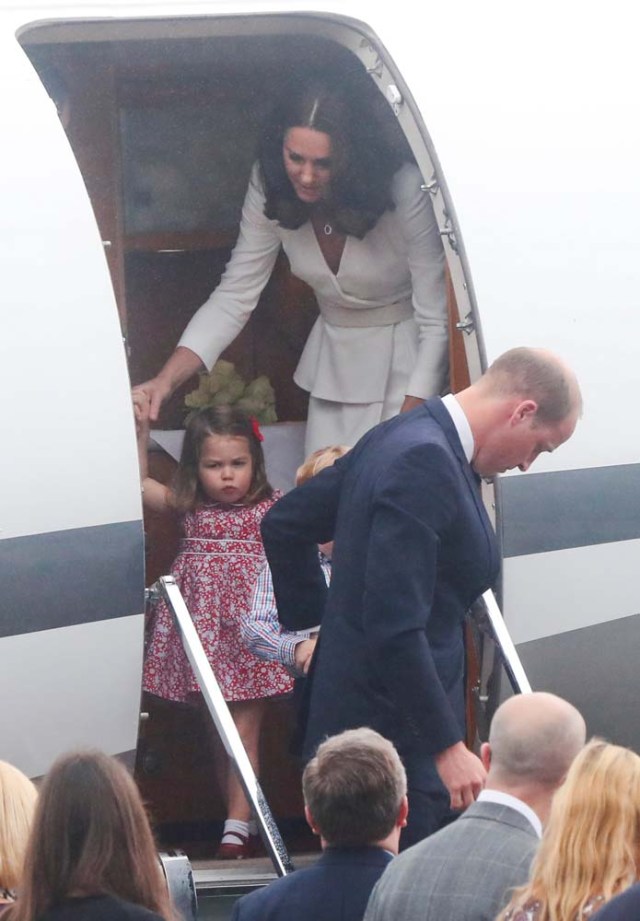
[242,445,349,675]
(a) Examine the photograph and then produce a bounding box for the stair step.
[192,853,318,891]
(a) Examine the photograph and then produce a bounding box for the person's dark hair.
[484,347,582,423]
[174,406,272,512]
[302,728,406,846]
[258,78,402,238]
[6,750,174,921]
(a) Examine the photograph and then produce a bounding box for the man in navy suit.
[230,728,407,921]
[261,347,582,844]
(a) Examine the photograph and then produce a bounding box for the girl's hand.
[134,403,150,440]
[132,377,172,424]
[294,637,317,676]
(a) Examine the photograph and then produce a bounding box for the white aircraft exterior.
[2,0,639,777]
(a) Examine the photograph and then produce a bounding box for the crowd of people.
[5,711,640,921]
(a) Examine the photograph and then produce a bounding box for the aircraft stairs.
[151,577,531,920]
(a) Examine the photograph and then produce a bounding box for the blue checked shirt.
[243,553,331,671]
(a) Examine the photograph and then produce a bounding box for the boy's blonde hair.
[295,445,350,487]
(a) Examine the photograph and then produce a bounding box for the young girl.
[138,406,293,860]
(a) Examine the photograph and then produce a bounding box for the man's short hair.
[302,728,407,846]
[484,347,580,423]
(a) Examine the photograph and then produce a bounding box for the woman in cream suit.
[133,79,449,453]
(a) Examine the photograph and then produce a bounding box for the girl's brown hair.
[7,750,174,921]
[174,406,272,512]
[498,739,640,921]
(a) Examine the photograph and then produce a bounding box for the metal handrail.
[472,589,532,695]
[154,575,295,876]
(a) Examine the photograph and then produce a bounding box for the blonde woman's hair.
[0,760,38,892]
[295,445,350,487]
[498,739,640,921]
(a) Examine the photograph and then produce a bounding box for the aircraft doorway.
[20,12,482,856]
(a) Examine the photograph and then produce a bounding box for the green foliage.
[184,360,278,425]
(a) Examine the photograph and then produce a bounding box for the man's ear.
[397,795,409,829]
[480,741,492,773]
[511,399,538,425]
[304,804,320,836]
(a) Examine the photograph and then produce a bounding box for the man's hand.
[434,741,486,810]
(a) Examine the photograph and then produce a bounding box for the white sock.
[221,819,249,844]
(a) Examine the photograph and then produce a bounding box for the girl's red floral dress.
[143,494,293,702]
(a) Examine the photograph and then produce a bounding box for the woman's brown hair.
[173,406,272,512]
[6,750,174,921]
[258,75,403,238]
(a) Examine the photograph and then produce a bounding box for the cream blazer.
[179,162,448,404]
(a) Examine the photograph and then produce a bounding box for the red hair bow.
[250,417,264,442]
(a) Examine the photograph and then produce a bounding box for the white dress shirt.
[477,788,542,838]
[441,392,474,463]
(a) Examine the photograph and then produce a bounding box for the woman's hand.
[132,377,172,424]
[132,347,205,423]
[294,637,318,676]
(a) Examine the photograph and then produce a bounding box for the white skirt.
[303,347,409,454]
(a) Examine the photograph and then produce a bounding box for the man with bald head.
[263,347,582,843]
[364,692,586,921]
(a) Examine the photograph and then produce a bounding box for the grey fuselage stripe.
[499,463,640,558]
[517,611,640,751]
[1,521,145,638]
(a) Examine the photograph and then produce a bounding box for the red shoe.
[215,831,252,860]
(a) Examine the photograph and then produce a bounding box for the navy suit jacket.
[230,846,393,921]
[261,398,499,761]
[590,883,640,920]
